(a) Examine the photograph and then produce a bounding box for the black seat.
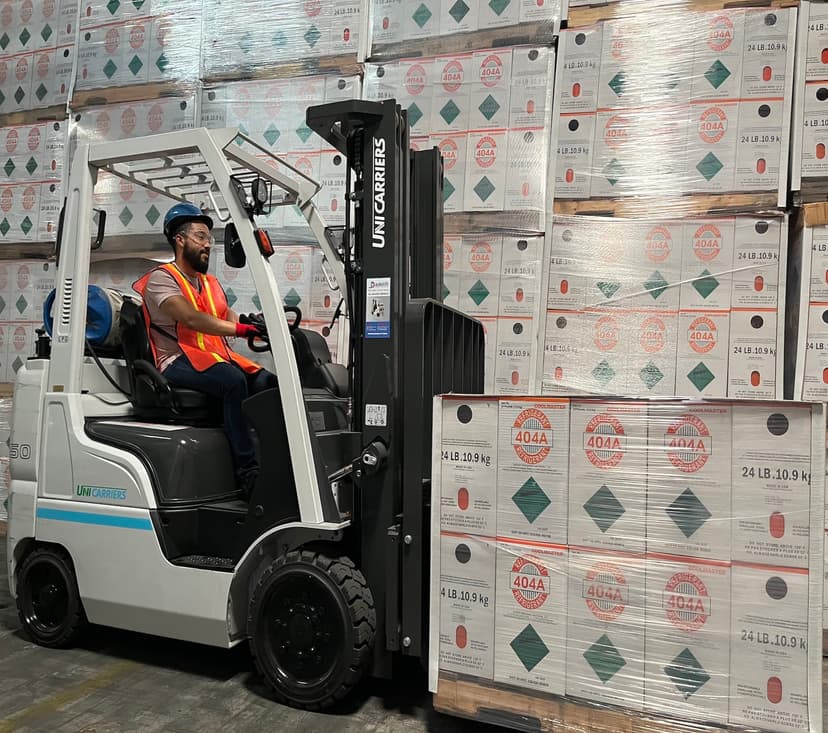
[119,296,217,421]
[291,327,349,398]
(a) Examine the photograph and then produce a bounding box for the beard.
[183,242,209,274]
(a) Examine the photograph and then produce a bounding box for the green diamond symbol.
[239,31,253,54]
[20,216,31,235]
[128,55,143,76]
[0,295,6,314]
[603,158,625,186]
[473,176,495,202]
[584,634,627,684]
[468,279,490,306]
[704,60,731,90]
[225,287,237,307]
[18,28,30,47]
[666,488,712,538]
[0,218,9,236]
[25,157,37,175]
[489,0,510,16]
[442,178,455,202]
[145,205,160,225]
[440,100,461,125]
[40,24,52,43]
[640,362,664,390]
[644,270,668,299]
[133,0,145,8]
[103,59,118,79]
[512,477,551,524]
[442,283,450,300]
[583,485,625,533]
[0,33,10,51]
[35,83,47,101]
[272,30,287,47]
[304,25,321,47]
[107,0,120,14]
[608,72,626,96]
[0,91,7,107]
[510,624,549,673]
[13,87,24,104]
[449,0,469,23]
[155,54,169,73]
[407,102,423,128]
[15,295,27,313]
[12,356,22,372]
[119,207,133,226]
[665,648,710,699]
[296,124,313,143]
[592,360,616,385]
[284,288,301,307]
[596,281,621,299]
[238,122,249,137]
[252,294,261,311]
[3,159,14,177]
[696,152,723,181]
[687,362,715,391]
[692,269,719,299]
[478,94,500,121]
[263,124,281,146]
[413,3,432,27]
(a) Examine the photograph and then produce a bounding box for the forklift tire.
[248,550,376,711]
[16,546,87,648]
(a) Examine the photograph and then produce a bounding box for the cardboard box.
[480,316,498,394]
[403,0,439,40]
[553,112,595,199]
[439,398,499,536]
[740,8,794,99]
[438,532,495,679]
[644,557,731,723]
[731,404,813,568]
[469,49,512,131]
[505,129,546,212]
[568,400,648,552]
[493,317,535,395]
[438,0,478,37]
[579,309,628,395]
[645,403,732,559]
[542,311,584,395]
[689,10,746,102]
[675,311,731,398]
[626,311,678,396]
[431,52,472,134]
[464,130,507,211]
[6,321,35,376]
[318,150,348,227]
[687,101,739,194]
[496,399,569,544]
[731,217,782,308]
[495,541,567,694]
[803,0,828,82]
[734,99,785,193]
[509,46,552,130]
[566,548,646,710]
[556,26,603,115]
[431,132,466,213]
[729,565,810,732]
[679,219,736,311]
[458,234,502,317]
[398,58,434,138]
[801,304,828,400]
[728,310,778,399]
[500,235,541,319]
[477,0,518,30]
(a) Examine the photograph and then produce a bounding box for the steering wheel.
[243,306,303,353]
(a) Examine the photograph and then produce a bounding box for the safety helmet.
[163,202,213,241]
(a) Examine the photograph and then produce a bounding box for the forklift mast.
[307,100,484,676]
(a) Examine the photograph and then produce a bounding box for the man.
[133,202,276,496]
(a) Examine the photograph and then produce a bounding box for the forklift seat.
[118,296,217,421]
[291,327,349,398]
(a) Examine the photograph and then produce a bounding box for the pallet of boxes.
[429,2,826,732]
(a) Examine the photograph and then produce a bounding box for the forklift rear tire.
[248,550,376,710]
[16,546,87,648]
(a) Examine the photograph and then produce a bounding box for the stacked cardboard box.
[552,6,797,207]
[431,395,825,733]
[541,214,786,400]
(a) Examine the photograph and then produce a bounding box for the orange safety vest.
[133,263,262,374]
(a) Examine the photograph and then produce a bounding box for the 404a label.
[511,407,554,465]
[664,414,712,473]
[582,561,629,621]
[582,413,628,468]
[662,572,712,631]
[511,555,550,610]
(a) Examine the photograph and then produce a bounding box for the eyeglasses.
[182,231,214,246]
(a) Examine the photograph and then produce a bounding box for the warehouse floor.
[0,532,498,733]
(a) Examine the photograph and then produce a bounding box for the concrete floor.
[0,533,497,733]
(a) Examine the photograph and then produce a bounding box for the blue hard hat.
[163,202,213,240]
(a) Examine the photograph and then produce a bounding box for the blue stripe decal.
[36,507,153,531]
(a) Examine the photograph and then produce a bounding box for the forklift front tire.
[248,550,376,711]
[16,546,87,648]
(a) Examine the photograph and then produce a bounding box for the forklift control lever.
[360,441,388,476]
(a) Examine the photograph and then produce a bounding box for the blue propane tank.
[43,285,125,348]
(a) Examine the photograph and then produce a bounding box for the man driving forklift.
[132,202,277,497]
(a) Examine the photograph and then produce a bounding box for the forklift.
[5,99,484,710]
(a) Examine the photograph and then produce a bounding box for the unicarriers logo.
[372,137,386,248]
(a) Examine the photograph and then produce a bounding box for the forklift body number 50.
[10,443,31,459]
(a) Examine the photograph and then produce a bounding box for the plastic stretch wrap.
[75,0,201,94]
[0,0,76,114]
[363,44,553,225]
[430,395,825,733]
[443,232,544,395]
[69,95,197,235]
[200,73,360,241]
[552,5,796,209]
[200,0,361,82]
[366,0,564,58]
[541,214,787,401]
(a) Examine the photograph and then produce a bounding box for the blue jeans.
[163,354,278,472]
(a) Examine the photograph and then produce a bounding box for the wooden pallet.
[0,242,54,261]
[434,673,741,733]
[367,21,556,63]
[0,105,66,128]
[202,55,361,86]
[553,191,782,219]
[566,0,799,29]
[445,210,545,236]
[69,81,196,111]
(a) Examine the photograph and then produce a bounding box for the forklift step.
[200,499,248,515]
[169,555,235,571]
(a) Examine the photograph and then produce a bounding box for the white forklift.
[5,100,483,709]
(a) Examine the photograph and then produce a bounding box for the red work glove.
[235,322,264,338]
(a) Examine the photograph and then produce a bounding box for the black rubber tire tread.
[248,550,376,711]
[16,546,86,649]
